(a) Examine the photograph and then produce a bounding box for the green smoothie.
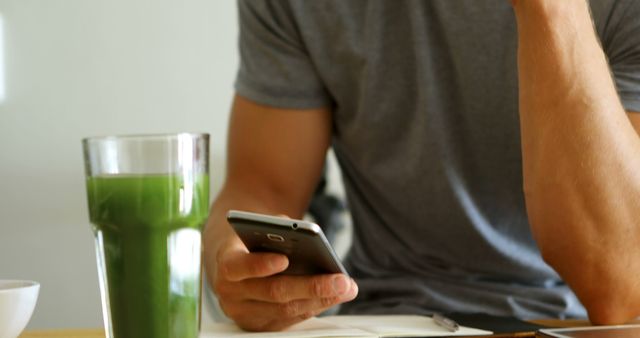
[87,174,209,338]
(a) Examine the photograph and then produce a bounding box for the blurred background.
[0,0,238,329]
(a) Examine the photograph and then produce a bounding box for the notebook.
[199,315,493,338]
[446,312,547,337]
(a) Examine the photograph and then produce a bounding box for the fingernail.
[351,279,359,296]
[333,275,349,294]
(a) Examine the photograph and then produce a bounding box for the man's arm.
[514,0,640,324]
[204,94,357,331]
[628,113,640,135]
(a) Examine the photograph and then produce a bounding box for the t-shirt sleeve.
[601,0,640,112]
[234,0,333,109]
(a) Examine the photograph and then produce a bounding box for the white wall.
[0,0,238,329]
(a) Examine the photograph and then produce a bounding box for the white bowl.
[0,280,40,338]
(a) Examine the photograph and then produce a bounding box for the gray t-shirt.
[234,0,640,319]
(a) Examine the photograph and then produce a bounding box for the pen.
[433,313,459,332]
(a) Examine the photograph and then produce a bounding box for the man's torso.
[236,0,639,319]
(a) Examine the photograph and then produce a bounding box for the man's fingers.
[222,294,356,332]
[232,274,357,303]
[219,250,289,281]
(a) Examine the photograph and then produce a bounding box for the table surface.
[19,329,104,338]
[18,319,593,338]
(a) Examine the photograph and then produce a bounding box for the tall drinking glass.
[82,133,209,338]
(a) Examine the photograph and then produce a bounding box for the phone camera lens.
[292,223,298,229]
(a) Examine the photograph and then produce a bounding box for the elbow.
[545,262,640,325]
[540,260,640,326]
[524,185,640,325]
[585,299,639,325]
[537,246,640,325]
[579,270,640,325]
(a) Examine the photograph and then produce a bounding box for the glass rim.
[82,132,209,144]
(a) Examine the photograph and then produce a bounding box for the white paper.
[199,318,375,338]
[199,315,493,338]
[322,315,493,337]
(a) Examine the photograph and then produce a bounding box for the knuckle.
[309,278,326,298]
[212,278,227,296]
[213,277,239,300]
[215,247,225,265]
[248,264,262,277]
[299,311,314,320]
[320,297,336,308]
[248,258,269,277]
[217,299,236,318]
[222,302,261,326]
[267,279,288,302]
[216,260,231,280]
[228,306,272,332]
[279,301,300,318]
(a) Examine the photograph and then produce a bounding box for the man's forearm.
[514,0,640,323]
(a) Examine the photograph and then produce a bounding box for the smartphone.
[226,210,348,276]
[539,325,640,338]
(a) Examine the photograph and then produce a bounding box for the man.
[204,0,640,332]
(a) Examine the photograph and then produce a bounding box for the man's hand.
[204,94,343,330]
[212,236,358,332]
